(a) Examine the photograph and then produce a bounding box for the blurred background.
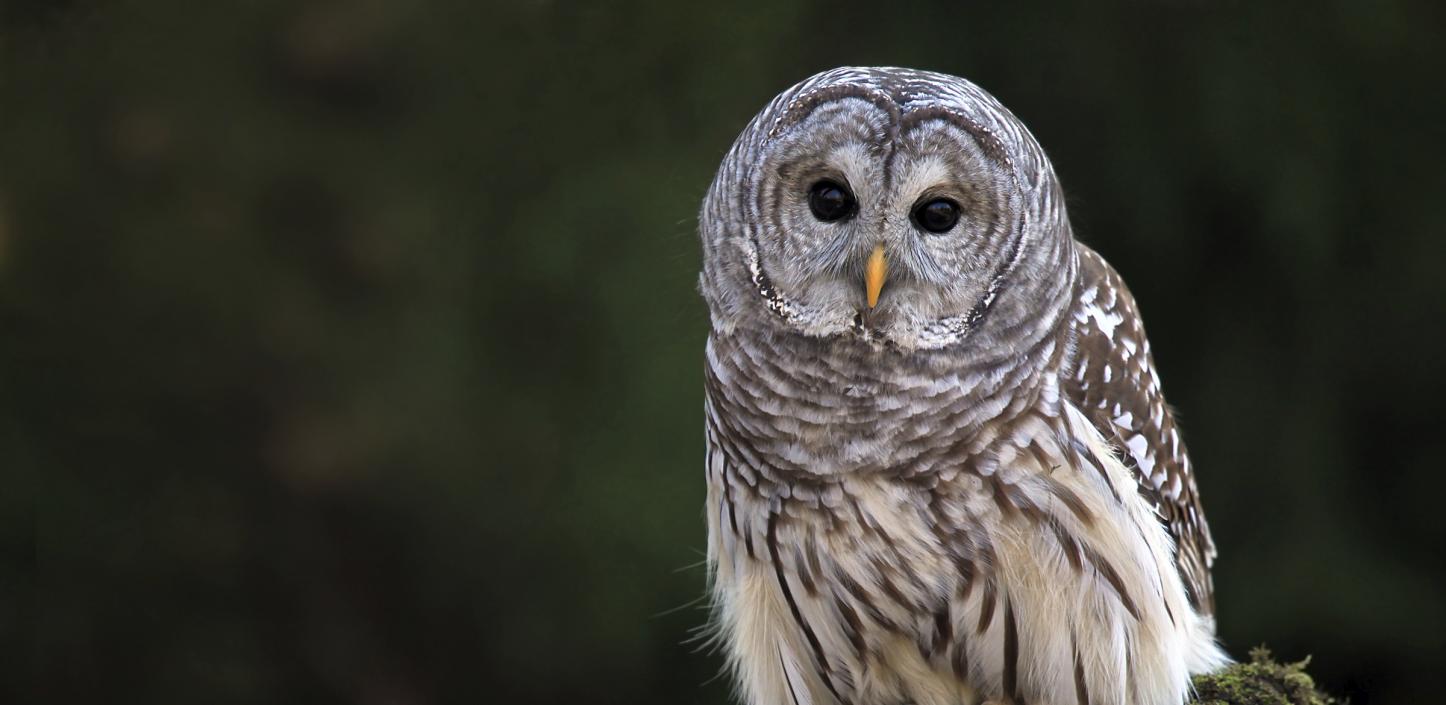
[6,1,1445,703]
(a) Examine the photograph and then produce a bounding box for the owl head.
[699,67,1077,356]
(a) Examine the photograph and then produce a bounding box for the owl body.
[700,68,1226,705]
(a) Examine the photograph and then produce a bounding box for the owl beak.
[865,243,887,308]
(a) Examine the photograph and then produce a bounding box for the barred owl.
[698,67,1228,705]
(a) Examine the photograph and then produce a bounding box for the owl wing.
[1063,245,1217,616]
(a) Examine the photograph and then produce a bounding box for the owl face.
[701,67,1071,353]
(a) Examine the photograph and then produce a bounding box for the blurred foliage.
[4,0,1445,703]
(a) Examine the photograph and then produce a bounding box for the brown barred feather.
[1066,245,1218,615]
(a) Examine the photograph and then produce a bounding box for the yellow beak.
[865,243,887,309]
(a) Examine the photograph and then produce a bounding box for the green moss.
[1190,648,1339,705]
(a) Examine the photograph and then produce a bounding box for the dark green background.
[6,1,1444,703]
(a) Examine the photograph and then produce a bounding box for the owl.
[698,67,1228,705]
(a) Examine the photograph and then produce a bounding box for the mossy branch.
[1189,648,1339,705]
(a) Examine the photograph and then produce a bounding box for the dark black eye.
[807,180,856,222]
[912,198,961,234]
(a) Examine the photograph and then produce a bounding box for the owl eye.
[912,198,961,234]
[807,180,856,222]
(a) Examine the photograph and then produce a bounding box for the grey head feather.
[699,66,1075,359]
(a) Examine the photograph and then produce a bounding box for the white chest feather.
[705,402,1226,705]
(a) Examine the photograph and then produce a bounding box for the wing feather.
[1064,246,1217,615]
